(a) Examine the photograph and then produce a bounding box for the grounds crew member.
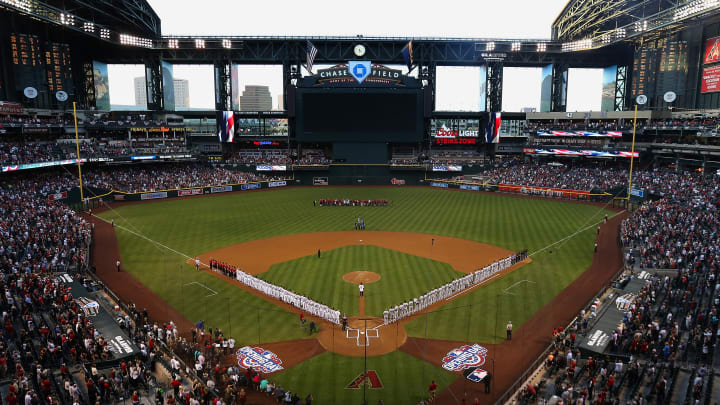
[506,321,512,340]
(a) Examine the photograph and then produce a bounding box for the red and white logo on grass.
[442,344,488,371]
[236,346,284,374]
[346,370,383,389]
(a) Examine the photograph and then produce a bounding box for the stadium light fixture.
[1,0,32,13]
[486,42,495,51]
[60,13,75,26]
[83,22,95,33]
[674,0,720,21]
[100,28,110,40]
[615,28,626,39]
[511,42,521,52]
[168,39,179,49]
[120,33,153,48]
[634,20,648,32]
[222,39,232,49]
[536,42,547,52]
[195,39,206,49]
[561,38,593,52]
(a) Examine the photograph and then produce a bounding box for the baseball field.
[93,186,620,404]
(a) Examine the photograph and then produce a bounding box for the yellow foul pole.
[627,104,638,200]
[72,102,85,204]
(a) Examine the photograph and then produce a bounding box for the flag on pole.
[486,112,501,144]
[401,41,414,72]
[306,40,318,74]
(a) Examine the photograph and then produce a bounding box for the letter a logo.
[348,61,371,83]
[345,370,384,389]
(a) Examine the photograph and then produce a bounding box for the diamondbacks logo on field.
[345,370,383,389]
[442,344,488,371]
[235,346,284,374]
[466,368,488,383]
[75,296,100,317]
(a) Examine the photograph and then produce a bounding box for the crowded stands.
[512,167,720,404]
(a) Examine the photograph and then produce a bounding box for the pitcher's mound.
[342,271,381,284]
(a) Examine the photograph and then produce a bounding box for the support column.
[214,61,232,111]
[81,62,96,110]
[551,64,568,112]
[615,66,628,111]
[145,59,164,111]
[486,60,503,112]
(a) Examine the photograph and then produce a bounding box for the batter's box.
[346,328,360,339]
[366,328,379,339]
[345,327,380,347]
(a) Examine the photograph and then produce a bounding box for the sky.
[106,0,603,112]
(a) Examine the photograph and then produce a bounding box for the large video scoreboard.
[295,87,424,143]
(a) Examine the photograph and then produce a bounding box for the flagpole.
[627,104,638,201]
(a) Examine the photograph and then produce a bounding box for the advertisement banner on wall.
[268,181,287,188]
[48,191,68,201]
[140,192,168,200]
[257,165,287,171]
[430,182,449,188]
[178,189,203,197]
[459,184,480,191]
[211,186,233,193]
[240,183,261,190]
[313,177,328,186]
[704,36,720,64]
[92,61,110,111]
[701,65,720,93]
[601,66,617,112]
[432,165,462,172]
[498,184,589,199]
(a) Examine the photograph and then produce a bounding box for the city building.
[277,94,284,111]
[174,79,190,108]
[134,77,190,108]
[239,85,272,111]
[134,76,147,107]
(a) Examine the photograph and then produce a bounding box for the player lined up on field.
[209,260,341,325]
[382,250,528,324]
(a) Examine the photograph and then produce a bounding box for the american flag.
[306,40,318,74]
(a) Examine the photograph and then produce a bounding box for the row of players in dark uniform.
[208,259,238,278]
[314,199,390,206]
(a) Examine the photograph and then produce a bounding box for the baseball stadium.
[1,0,720,404]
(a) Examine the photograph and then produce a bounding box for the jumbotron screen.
[296,89,423,142]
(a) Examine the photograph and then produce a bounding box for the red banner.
[701,65,720,93]
[498,184,589,200]
[704,36,720,64]
[178,188,203,196]
[48,191,67,201]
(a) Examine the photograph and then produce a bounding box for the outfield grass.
[101,186,614,405]
[269,350,457,405]
[260,245,463,317]
[101,186,612,344]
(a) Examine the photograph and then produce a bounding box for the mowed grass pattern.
[102,187,613,345]
[269,350,457,405]
[260,245,462,317]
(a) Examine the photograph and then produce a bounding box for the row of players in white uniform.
[234,269,341,324]
[382,250,528,325]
